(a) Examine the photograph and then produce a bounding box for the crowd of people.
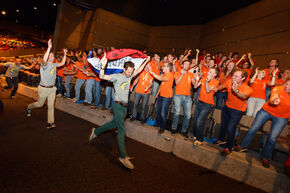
[0,39,289,171]
[0,33,42,51]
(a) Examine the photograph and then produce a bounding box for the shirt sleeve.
[109,74,118,83]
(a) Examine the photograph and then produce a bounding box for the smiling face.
[257,70,266,79]
[48,53,55,63]
[207,68,217,80]
[123,67,134,78]
[182,61,190,71]
[232,71,245,84]
[285,80,290,93]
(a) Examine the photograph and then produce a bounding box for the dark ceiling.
[0,0,260,32]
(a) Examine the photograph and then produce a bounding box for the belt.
[115,101,128,107]
[40,85,54,88]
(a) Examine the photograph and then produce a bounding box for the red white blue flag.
[88,49,147,75]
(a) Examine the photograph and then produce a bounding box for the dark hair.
[233,52,239,56]
[271,59,279,67]
[209,59,216,63]
[223,61,236,76]
[182,60,190,65]
[124,61,135,70]
[15,56,19,59]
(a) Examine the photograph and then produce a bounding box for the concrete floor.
[0,91,265,193]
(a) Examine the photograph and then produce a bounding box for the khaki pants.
[28,86,57,124]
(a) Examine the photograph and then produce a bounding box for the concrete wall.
[199,0,290,69]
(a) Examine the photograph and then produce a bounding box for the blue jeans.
[156,96,172,130]
[265,87,271,101]
[94,81,102,107]
[150,80,160,97]
[241,109,288,161]
[132,92,149,121]
[194,87,201,104]
[56,75,63,95]
[193,101,213,141]
[85,79,95,104]
[64,76,72,97]
[75,79,86,101]
[216,91,227,109]
[172,95,192,133]
[105,85,114,109]
[220,105,244,150]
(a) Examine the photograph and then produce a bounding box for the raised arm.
[99,53,112,81]
[149,65,168,82]
[268,68,278,86]
[236,54,246,66]
[22,61,35,70]
[249,67,258,84]
[42,39,53,66]
[181,50,192,62]
[247,53,254,71]
[132,56,151,78]
[56,48,68,67]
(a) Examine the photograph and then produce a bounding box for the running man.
[89,53,150,170]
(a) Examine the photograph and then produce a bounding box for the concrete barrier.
[2,80,290,193]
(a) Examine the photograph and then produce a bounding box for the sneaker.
[234,145,248,152]
[261,159,270,168]
[89,128,97,142]
[46,123,56,129]
[26,108,31,117]
[221,148,232,156]
[214,139,226,146]
[71,98,77,102]
[193,140,203,146]
[56,93,62,97]
[119,157,135,170]
[181,132,189,139]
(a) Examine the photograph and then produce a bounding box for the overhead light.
[34,7,37,10]
[16,9,19,12]
[16,20,18,22]
[1,10,6,15]
[53,3,57,6]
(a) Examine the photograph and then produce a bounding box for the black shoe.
[171,130,177,135]
[158,128,165,134]
[83,102,91,106]
[46,123,56,129]
[181,132,189,138]
[26,108,31,117]
[262,159,270,168]
[140,120,146,124]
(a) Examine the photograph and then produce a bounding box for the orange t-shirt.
[57,66,64,77]
[85,66,95,80]
[199,77,219,105]
[275,78,285,85]
[174,71,194,96]
[174,60,182,72]
[244,69,252,84]
[264,68,279,82]
[219,72,231,92]
[263,85,290,118]
[223,79,253,111]
[64,63,75,76]
[75,62,87,80]
[135,71,154,94]
[149,61,161,75]
[160,72,174,98]
[250,79,267,100]
[201,65,209,78]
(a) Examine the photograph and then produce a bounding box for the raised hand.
[100,52,107,68]
[273,68,279,76]
[232,81,238,92]
[241,54,247,59]
[255,67,259,74]
[63,48,68,54]
[247,53,252,58]
[48,39,52,48]
[196,49,200,54]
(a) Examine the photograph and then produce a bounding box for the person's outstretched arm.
[132,56,151,78]
[99,53,112,81]
[56,48,68,67]
[42,39,52,66]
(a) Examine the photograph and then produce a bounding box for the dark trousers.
[5,77,19,97]
[156,96,172,131]
[220,105,244,150]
